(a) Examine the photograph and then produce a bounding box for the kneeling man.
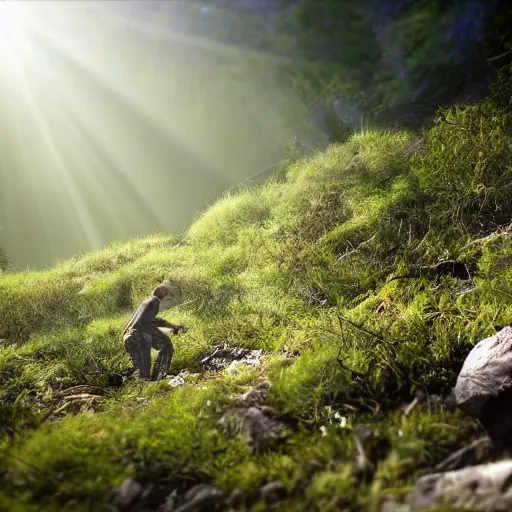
[123,284,187,381]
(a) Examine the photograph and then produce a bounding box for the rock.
[225,489,244,509]
[110,478,144,510]
[428,394,443,406]
[260,481,286,503]
[240,406,286,445]
[218,378,288,449]
[199,343,263,372]
[443,389,457,411]
[239,379,271,408]
[434,437,492,473]
[227,349,262,373]
[381,497,410,512]
[455,327,512,417]
[168,371,189,388]
[454,326,512,443]
[157,489,179,512]
[410,460,512,511]
[173,484,224,512]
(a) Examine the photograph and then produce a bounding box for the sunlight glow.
[0,1,25,57]
[0,1,292,268]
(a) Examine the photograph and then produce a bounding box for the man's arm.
[151,317,188,334]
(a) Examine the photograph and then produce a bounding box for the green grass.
[1,72,512,511]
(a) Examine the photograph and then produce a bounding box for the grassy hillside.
[1,71,511,511]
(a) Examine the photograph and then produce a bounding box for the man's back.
[123,295,159,334]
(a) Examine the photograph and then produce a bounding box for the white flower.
[333,411,347,428]
[320,426,328,437]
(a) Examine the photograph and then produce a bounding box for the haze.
[0,1,294,268]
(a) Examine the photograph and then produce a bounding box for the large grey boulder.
[454,326,512,443]
[410,460,512,511]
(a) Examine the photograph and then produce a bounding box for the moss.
[1,77,512,510]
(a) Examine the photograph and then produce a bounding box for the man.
[123,284,187,381]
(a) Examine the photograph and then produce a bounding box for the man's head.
[152,284,173,301]
[152,283,178,311]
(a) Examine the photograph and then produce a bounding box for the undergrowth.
[1,70,511,511]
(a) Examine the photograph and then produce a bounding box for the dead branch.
[462,225,512,251]
[56,385,103,398]
[487,49,512,63]
[403,396,419,417]
[199,346,221,365]
[52,401,74,416]
[336,312,394,349]
[412,216,431,252]
[334,314,366,380]
[51,394,103,416]
[336,234,376,263]
[60,393,103,402]
[335,311,404,383]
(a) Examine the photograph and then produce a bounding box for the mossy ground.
[1,73,511,511]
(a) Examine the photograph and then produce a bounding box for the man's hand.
[173,324,188,335]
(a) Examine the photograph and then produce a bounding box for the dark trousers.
[124,327,174,381]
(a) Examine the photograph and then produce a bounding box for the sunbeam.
[0,1,291,268]
[0,1,24,50]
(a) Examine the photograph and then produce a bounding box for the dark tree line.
[178,0,512,145]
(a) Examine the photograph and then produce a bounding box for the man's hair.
[152,284,173,300]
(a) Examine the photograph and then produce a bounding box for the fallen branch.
[52,394,103,416]
[487,49,512,62]
[412,216,431,252]
[199,345,222,365]
[334,314,366,380]
[52,401,74,416]
[336,312,394,349]
[335,312,403,383]
[56,385,103,398]
[462,225,512,251]
[60,393,103,402]
[403,397,419,417]
[336,235,376,263]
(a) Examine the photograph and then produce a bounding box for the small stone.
[444,390,457,411]
[110,477,143,509]
[168,371,189,388]
[157,489,179,512]
[429,394,443,406]
[226,488,244,508]
[381,497,410,512]
[239,380,271,408]
[174,484,224,512]
[260,481,286,503]
[240,407,286,445]
[415,390,426,403]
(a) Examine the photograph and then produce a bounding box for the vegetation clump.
[1,71,511,511]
